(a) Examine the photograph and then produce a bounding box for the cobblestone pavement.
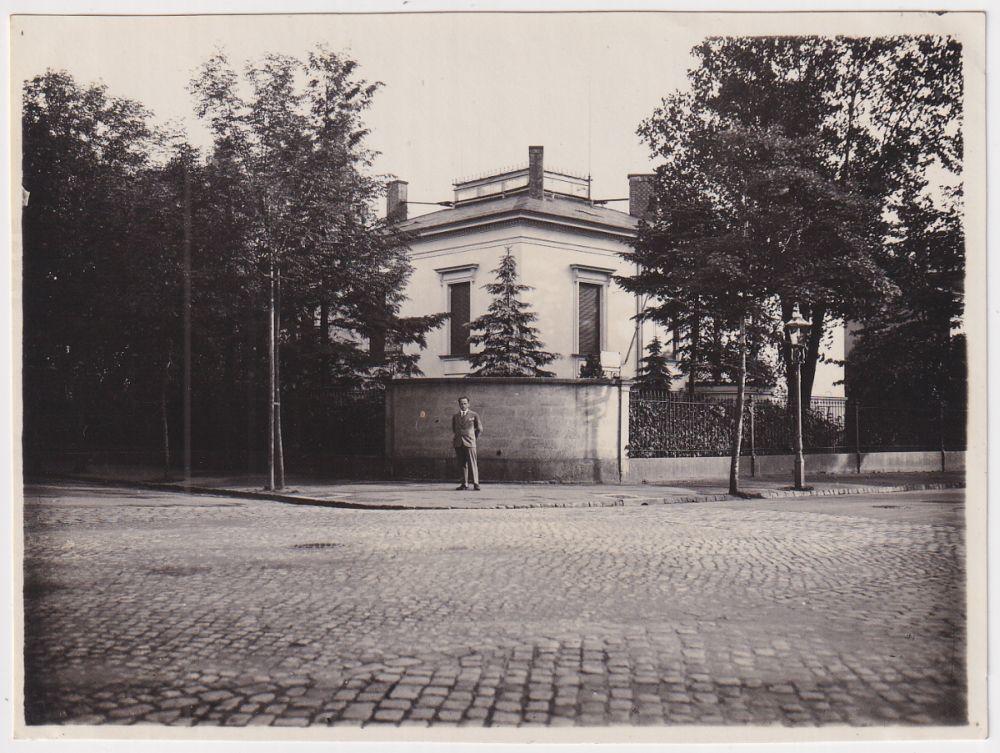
[22,483,966,728]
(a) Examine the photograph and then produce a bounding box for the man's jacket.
[452,410,483,449]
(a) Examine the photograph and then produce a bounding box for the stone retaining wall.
[626,450,966,484]
[386,378,629,483]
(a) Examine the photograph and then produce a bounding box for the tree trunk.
[800,305,825,405]
[319,302,330,395]
[267,260,286,490]
[160,357,171,480]
[274,268,285,489]
[268,256,277,490]
[782,301,826,406]
[687,311,700,398]
[245,301,257,476]
[223,332,236,468]
[182,159,192,483]
[72,380,89,473]
[710,318,723,383]
[729,318,747,496]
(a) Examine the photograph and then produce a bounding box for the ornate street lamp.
[785,304,812,490]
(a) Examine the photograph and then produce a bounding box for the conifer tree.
[634,336,675,391]
[467,250,557,377]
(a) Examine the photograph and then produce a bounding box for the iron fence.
[629,391,966,459]
[852,404,966,454]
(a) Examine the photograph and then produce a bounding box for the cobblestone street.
[22,482,966,728]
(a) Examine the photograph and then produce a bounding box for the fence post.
[384,383,395,479]
[748,394,756,478]
[854,402,862,474]
[617,381,631,484]
[939,401,946,472]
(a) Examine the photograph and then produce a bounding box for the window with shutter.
[449,281,471,356]
[578,283,601,355]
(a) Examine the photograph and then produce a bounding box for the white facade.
[812,324,848,398]
[400,220,646,379]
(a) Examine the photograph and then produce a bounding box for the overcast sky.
[13,12,979,219]
[13,13,711,218]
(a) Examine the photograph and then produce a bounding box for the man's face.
[458,398,470,412]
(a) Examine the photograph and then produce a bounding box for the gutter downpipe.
[635,261,642,377]
[617,378,624,483]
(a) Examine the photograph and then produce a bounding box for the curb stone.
[32,476,413,511]
[644,481,964,506]
[33,475,965,511]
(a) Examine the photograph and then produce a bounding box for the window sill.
[439,355,470,361]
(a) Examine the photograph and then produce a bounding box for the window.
[449,281,471,357]
[436,263,478,360]
[578,282,602,356]
[571,264,613,358]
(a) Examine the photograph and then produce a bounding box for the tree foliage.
[633,337,674,391]
[22,50,444,475]
[846,187,966,407]
[671,314,778,394]
[621,123,879,388]
[189,48,444,389]
[467,251,557,377]
[632,35,964,402]
[21,71,177,465]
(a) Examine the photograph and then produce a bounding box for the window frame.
[436,264,478,359]
[570,264,614,358]
[577,282,603,357]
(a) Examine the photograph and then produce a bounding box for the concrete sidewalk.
[34,469,966,510]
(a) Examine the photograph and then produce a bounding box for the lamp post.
[785,304,812,490]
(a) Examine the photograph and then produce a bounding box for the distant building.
[390,145,846,397]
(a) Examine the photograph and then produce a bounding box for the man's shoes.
[455,485,468,491]
[473,485,481,491]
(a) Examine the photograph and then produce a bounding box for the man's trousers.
[454,446,479,486]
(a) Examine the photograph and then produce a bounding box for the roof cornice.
[405,207,637,243]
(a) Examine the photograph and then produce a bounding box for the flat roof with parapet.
[399,193,638,241]
[452,164,592,205]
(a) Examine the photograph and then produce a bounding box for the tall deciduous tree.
[190,48,444,487]
[846,187,966,408]
[620,124,885,493]
[111,142,197,478]
[637,35,963,402]
[467,250,557,377]
[22,71,175,469]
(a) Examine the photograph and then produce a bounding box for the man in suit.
[452,396,483,491]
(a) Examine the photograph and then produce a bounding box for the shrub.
[627,395,847,458]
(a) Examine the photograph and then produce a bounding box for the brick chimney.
[386,179,408,223]
[628,173,655,219]
[528,146,544,199]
